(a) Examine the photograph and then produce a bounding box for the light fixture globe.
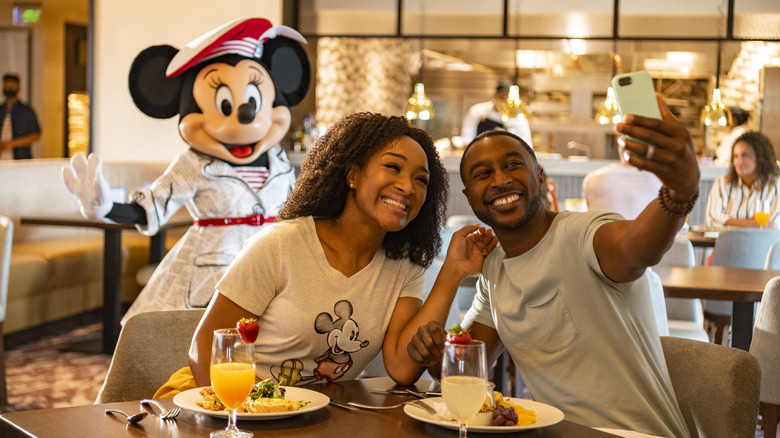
[499,85,528,121]
[405,82,434,121]
[701,88,732,128]
[596,86,622,125]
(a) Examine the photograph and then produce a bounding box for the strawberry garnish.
[236,317,259,344]
[446,323,472,345]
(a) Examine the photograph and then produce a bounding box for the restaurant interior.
[1,0,780,437]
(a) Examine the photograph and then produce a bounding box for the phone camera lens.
[618,77,632,86]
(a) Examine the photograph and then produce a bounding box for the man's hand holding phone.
[616,94,700,204]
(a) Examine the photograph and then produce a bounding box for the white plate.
[173,386,329,420]
[404,397,564,433]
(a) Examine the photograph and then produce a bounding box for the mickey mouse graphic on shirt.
[61,18,310,323]
[272,300,370,386]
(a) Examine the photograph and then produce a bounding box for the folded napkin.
[154,366,198,399]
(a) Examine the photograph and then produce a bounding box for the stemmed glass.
[210,329,256,438]
[755,199,771,229]
[441,340,488,438]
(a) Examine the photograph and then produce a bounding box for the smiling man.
[408,96,700,437]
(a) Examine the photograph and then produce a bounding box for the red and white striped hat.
[165,17,306,78]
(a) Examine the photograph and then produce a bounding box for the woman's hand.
[443,223,498,278]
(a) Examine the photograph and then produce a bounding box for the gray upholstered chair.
[657,235,709,342]
[750,276,780,438]
[95,309,205,403]
[706,229,780,345]
[660,336,760,438]
[0,215,12,406]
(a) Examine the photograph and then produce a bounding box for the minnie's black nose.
[237,103,256,124]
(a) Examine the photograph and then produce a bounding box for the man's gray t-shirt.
[464,211,689,438]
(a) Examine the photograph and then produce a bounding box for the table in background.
[20,214,191,354]
[0,377,616,438]
[686,231,716,248]
[654,264,780,350]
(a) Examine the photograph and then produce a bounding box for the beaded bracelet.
[657,186,699,218]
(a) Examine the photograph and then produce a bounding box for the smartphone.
[611,71,661,153]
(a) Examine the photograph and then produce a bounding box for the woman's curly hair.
[278,112,448,268]
[727,131,779,187]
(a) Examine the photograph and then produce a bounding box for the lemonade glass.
[755,199,771,229]
[210,328,256,438]
[441,341,488,438]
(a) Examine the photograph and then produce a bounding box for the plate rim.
[173,385,330,420]
[404,396,564,432]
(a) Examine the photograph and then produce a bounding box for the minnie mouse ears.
[166,17,307,77]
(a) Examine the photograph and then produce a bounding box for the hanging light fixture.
[596,47,622,125]
[405,0,434,121]
[701,39,732,128]
[499,5,528,121]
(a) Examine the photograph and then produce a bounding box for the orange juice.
[210,362,256,409]
[756,212,770,227]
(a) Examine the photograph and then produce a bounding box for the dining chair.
[660,336,760,438]
[765,241,780,270]
[750,276,780,438]
[0,215,12,406]
[94,309,205,403]
[705,229,780,345]
[657,235,709,342]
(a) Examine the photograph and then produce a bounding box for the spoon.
[105,409,148,424]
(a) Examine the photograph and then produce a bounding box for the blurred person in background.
[461,80,533,148]
[706,131,780,229]
[582,151,662,220]
[0,73,40,160]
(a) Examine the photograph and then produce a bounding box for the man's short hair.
[3,73,20,83]
[495,80,512,94]
[459,129,536,183]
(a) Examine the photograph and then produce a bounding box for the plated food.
[404,396,563,433]
[173,381,329,421]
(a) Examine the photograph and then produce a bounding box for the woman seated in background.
[706,131,780,229]
[182,112,496,391]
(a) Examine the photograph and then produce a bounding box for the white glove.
[62,153,113,219]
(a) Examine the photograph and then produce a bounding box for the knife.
[329,399,360,412]
[369,389,441,397]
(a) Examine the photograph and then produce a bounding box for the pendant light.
[405,0,434,121]
[700,39,732,128]
[499,5,528,121]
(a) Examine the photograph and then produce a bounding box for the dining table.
[0,377,622,438]
[653,264,780,351]
[20,213,192,354]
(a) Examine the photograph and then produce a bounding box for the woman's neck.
[741,174,757,188]
[314,206,386,278]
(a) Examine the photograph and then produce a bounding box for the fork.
[141,399,181,420]
[347,399,438,416]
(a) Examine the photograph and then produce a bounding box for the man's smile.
[490,193,520,206]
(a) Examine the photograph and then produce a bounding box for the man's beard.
[473,188,544,232]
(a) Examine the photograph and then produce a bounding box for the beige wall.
[93,0,283,162]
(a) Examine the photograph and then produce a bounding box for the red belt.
[193,213,275,227]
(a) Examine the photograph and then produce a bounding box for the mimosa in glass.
[441,341,488,438]
[210,328,256,438]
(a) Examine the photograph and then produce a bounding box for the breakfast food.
[488,392,536,426]
[197,378,309,414]
[236,317,259,343]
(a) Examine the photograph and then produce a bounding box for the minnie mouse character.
[62,18,310,322]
